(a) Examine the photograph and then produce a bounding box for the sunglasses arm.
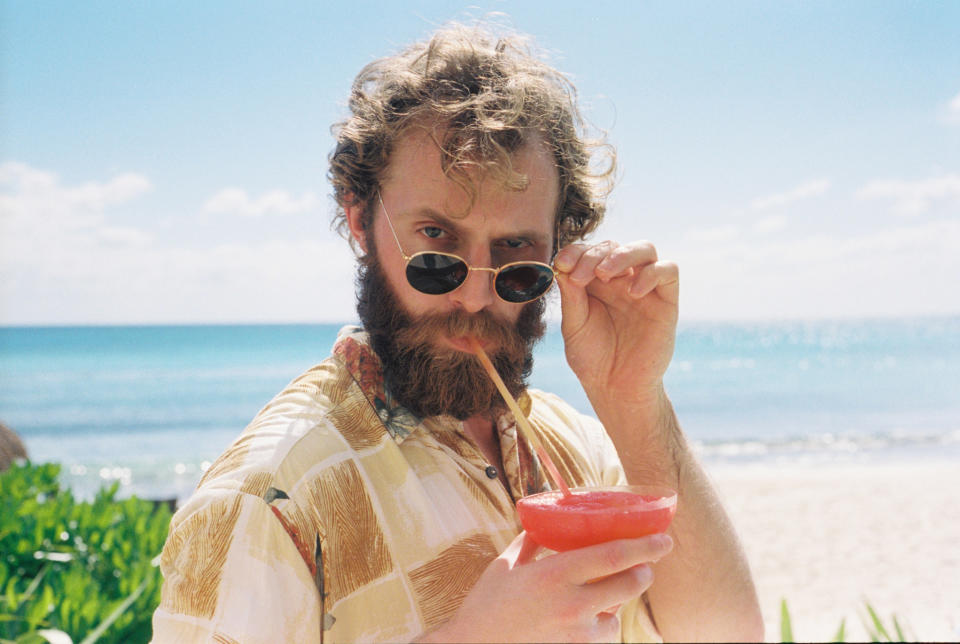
[377,191,414,262]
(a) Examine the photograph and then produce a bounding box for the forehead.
[379,128,560,232]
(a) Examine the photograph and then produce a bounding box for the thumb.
[515,532,543,566]
[501,531,543,568]
[555,273,588,340]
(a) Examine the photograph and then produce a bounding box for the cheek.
[488,299,525,325]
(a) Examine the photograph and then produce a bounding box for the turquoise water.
[2,318,959,500]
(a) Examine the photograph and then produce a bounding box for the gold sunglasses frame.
[376,192,558,304]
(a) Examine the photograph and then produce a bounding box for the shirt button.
[485,465,498,479]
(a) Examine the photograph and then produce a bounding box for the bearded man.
[152,23,763,644]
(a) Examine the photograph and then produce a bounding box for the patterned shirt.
[151,326,659,643]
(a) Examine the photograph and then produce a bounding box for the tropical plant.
[0,462,171,644]
[779,597,913,642]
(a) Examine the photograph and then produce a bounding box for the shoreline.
[706,459,960,641]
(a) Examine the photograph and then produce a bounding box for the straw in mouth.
[466,336,572,498]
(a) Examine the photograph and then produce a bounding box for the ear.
[344,197,369,255]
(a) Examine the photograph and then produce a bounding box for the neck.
[461,414,496,453]
[461,414,507,484]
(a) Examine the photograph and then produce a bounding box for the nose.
[448,253,496,313]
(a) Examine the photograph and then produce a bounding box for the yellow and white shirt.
[151,326,659,643]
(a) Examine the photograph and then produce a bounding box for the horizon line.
[2,311,959,330]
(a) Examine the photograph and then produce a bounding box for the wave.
[693,428,960,464]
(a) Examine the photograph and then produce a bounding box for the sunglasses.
[377,192,557,304]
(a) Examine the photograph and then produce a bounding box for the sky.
[2,0,959,325]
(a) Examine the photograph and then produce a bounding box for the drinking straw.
[467,337,572,498]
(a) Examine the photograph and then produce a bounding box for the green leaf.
[864,602,891,641]
[780,598,793,643]
[832,617,846,642]
[892,615,908,642]
[0,462,171,642]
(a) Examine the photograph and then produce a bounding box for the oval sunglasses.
[377,192,558,304]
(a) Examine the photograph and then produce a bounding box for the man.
[152,23,763,643]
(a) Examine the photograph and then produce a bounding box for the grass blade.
[892,615,906,641]
[19,565,49,607]
[780,598,794,643]
[78,576,149,644]
[832,617,846,642]
[863,601,891,641]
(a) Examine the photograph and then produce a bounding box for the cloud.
[98,226,154,246]
[856,173,960,216]
[203,187,321,217]
[0,162,151,216]
[2,234,357,325]
[751,179,830,211]
[0,161,153,248]
[684,224,740,244]
[942,90,960,125]
[675,217,960,320]
[753,214,787,235]
[1,161,357,325]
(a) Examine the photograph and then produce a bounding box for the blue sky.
[2,1,959,324]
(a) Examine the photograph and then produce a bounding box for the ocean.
[2,317,958,501]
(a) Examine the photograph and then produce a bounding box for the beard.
[355,250,547,421]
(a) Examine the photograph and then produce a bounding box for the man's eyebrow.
[407,207,552,244]
[407,207,466,234]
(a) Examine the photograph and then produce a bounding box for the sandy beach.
[707,457,960,642]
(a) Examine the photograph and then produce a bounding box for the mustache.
[390,309,528,359]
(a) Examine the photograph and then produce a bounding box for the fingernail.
[635,564,653,584]
[654,533,673,551]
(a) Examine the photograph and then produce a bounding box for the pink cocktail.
[516,486,677,552]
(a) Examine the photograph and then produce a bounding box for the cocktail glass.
[516,485,677,552]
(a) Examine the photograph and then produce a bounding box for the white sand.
[706,458,960,642]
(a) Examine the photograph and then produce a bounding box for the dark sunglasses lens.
[495,264,554,303]
[406,253,469,294]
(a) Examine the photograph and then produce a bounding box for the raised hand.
[554,240,679,412]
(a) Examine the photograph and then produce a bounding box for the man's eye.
[501,238,530,249]
[420,226,446,239]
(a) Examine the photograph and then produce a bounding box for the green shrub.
[0,462,171,644]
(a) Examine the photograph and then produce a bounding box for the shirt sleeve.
[151,488,322,643]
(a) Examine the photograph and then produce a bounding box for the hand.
[417,531,673,643]
[554,240,679,408]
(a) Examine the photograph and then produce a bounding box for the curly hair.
[328,22,616,251]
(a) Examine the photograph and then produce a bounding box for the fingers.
[557,241,632,285]
[555,240,670,293]
[562,534,673,585]
[597,241,657,283]
[582,564,654,618]
[629,260,679,302]
[589,609,622,642]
